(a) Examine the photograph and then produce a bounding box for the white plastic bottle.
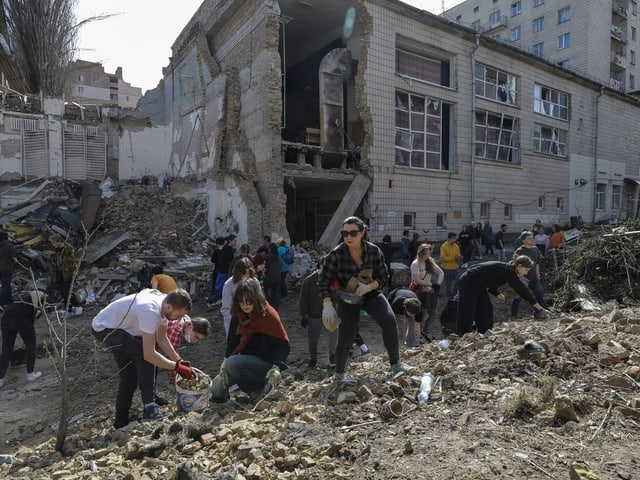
[417,372,434,405]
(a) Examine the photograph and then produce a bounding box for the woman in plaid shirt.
[318,217,413,380]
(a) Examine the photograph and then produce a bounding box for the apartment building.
[443,0,640,93]
[69,60,142,109]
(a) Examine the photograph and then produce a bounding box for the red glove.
[174,359,194,379]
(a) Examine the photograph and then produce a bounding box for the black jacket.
[459,261,537,305]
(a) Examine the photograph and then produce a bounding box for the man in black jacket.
[388,288,422,348]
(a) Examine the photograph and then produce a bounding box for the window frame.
[511,25,522,41]
[538,196,545,210]
[394,90,452,171]
[558,32,571,49]
[490,10,502,27]
[557,6,571,23]
[534,0,545,6]
[532,42,544,56]
[611,185,622,211]
[533,17,544,33]
[504,204,513,219]
[436,213,447,230]
[511,1,522,16]
[475,109,520,164]
[403,212,416,229]
[396,48,451,87]
[475,63,518,105]
[480,203,491,218]
[533,123,568,157]
[595,183,607,211]
[534,84,569,121]
[556,197,564,210]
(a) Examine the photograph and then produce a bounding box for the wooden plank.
[0,199,47,224]
[83,231,131,264]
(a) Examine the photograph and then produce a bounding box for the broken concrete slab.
[83,231,131,264]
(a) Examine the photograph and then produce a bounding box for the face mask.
[184,332,192,343]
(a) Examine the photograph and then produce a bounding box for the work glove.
[264,365,281,394]
[218,358,230,390]
[353,282,374,297]
[300,317,309,329]
[322,303,341,332]
[174,359,194,379]
[432,284,441,294]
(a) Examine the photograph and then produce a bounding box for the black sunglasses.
[340,229,361,238]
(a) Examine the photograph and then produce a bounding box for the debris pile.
[545,220,640,310]
[1,308,639,479]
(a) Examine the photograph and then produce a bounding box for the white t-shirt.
[92,289,167,337]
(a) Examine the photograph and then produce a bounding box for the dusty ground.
[1,287,639,479]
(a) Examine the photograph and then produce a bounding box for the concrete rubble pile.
[1,308,639,479]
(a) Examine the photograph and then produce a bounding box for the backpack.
[282,246,295,265]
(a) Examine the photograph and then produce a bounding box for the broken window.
[396,49,450,87]
[534,84,569,120]
[395,91,452,171]
[480,202,491,217]
[533,123,567,157]
[475,63,517,105]
[474,109,519,163]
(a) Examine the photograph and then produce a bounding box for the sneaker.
[332,372,344,382]
[142,402,169,421]
[358,350,371,358]
[329,354,336,366]
[26,371,42,382]
[72,306,83,316]
[154,395,170,406]
[390,362,414,374]
[307,359,317,368]
[509,316,519,322]
[113,418,139,430]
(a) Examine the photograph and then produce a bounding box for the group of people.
[1,215,562,430]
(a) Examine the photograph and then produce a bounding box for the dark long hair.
[230,279,266,318]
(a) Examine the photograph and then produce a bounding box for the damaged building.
[2,0,640,247]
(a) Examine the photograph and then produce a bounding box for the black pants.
[335,292,400,374]
[93,328,155,426]
[0,305,37,378]
[456,279,494,335]
[417,290,438,333]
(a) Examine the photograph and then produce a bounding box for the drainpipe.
[592,86,604,224]
[470,34,480,221]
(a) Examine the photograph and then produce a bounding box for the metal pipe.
[470,33,480,221]
[593,86,604,223]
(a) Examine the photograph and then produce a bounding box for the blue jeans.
[210,354,272,401]
[511,278,545,316]
[443,269,460,299]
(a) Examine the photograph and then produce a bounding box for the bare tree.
[2,0,104,97]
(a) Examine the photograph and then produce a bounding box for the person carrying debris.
[49,234,82,316]
[0,230,17,306]
[0,290,46,388]
[299,255,337,368]
[317,216,413,380]
[165,315,211,385]
[211,279,290,402]
[91,288,195,429]
[456,256,547,336]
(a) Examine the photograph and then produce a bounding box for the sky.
[75,0,464,93]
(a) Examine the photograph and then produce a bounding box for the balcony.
[611,24,628,43]
[613,1,630,18]
[611,52,626,66]
[609,77,626,91]
[484,16,508,33]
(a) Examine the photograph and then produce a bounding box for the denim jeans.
[210,354,272,401]
[511,278,545,316]
[443,269,460,299]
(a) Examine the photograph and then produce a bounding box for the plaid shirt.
[317,240,388,299]
[166,316,190,384]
